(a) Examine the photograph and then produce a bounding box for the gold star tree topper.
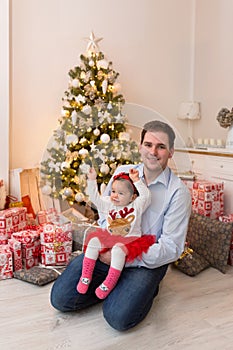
[84,31,103,53]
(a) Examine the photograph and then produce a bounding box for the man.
[50,120,191,331]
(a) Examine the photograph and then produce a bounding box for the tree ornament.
[65,134,78,144]
[71,78,80,88]
[100,164,110,174]
[71,110,78,125]
[41,185,52,195]
[100,133,110,143]
[93,128,100,136]
[75,94,86,103]
[89,59,94,67]
[61,109,69,117]
[61,161,70,170]
[63,188,73,197]
[75,192,85,202]
[82,105,92,115]
[102,79,108,94]
[84,31,103,53]
[79,148,89,157]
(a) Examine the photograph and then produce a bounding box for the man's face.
[139,131,174,173]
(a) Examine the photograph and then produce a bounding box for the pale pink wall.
[10,0,193,169]
[194,0,233,143]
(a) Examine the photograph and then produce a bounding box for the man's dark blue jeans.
[50,253,168,331]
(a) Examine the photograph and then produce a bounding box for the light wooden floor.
[1,265,233,350]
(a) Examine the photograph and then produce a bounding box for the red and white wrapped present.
[0,231,9,245]
[12,229,40,269]
[37,208,59,225]
[219,214,233,265]
[8,238,23,271]
[0,207,27,241]
[191,181,224,219]
[40,221,72,266]
[0,244,13,280]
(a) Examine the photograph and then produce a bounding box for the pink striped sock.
[95,267,121,299]
[76,256,96,294]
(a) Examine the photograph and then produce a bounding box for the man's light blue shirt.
[99,163,192,269]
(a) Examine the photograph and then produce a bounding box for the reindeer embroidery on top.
[108,207,135,236]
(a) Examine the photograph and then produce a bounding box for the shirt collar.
[138,163,171,187]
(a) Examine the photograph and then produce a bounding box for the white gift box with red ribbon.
[191,181,224,219]
[0,244,13,280]
[0,207,27,242]
[12,229,41,269]
[40,222,72,266]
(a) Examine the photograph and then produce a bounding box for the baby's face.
[110,180,134,206]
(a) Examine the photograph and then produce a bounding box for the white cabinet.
[169,148,233,215]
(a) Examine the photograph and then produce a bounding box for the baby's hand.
[87,167,97,180]
[129,168,139,183]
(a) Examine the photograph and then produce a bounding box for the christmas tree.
[40,32,141,206]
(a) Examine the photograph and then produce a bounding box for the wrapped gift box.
[0,207,27,240]
[219,214,233,265]
[191,181,224,219]
[0,231,9,245]
[37,208,59,225]
[12,229,40,269]
[40,220,72,266]
[0,244,13,280]
[8,238,23,271]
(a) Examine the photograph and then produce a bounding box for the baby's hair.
[113,172,139,196]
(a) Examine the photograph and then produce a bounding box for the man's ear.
[168,147,174,158]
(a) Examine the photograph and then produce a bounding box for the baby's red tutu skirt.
[83,228,156,262]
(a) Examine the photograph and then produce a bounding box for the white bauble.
[100,164,110,174]
[61,109,69,117]
[71,78,80,88]
[93,128,100,136]
[75,192,85,202]
[65,134,78,144]
[63,188,73,197]
[100,133,110,143]
[89,59,94,67]
[79,163,90,174]
[41,185,52,195]
[82,105,92,115]
[79,148,89,157]
[61,161,69,170]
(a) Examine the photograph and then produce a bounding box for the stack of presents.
[0,205,93,281]
[0,178,233,282]
[183,179,233,265]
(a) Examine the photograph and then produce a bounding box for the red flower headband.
[113,172,138,194]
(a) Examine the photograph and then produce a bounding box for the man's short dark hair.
[140,120,176,149]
